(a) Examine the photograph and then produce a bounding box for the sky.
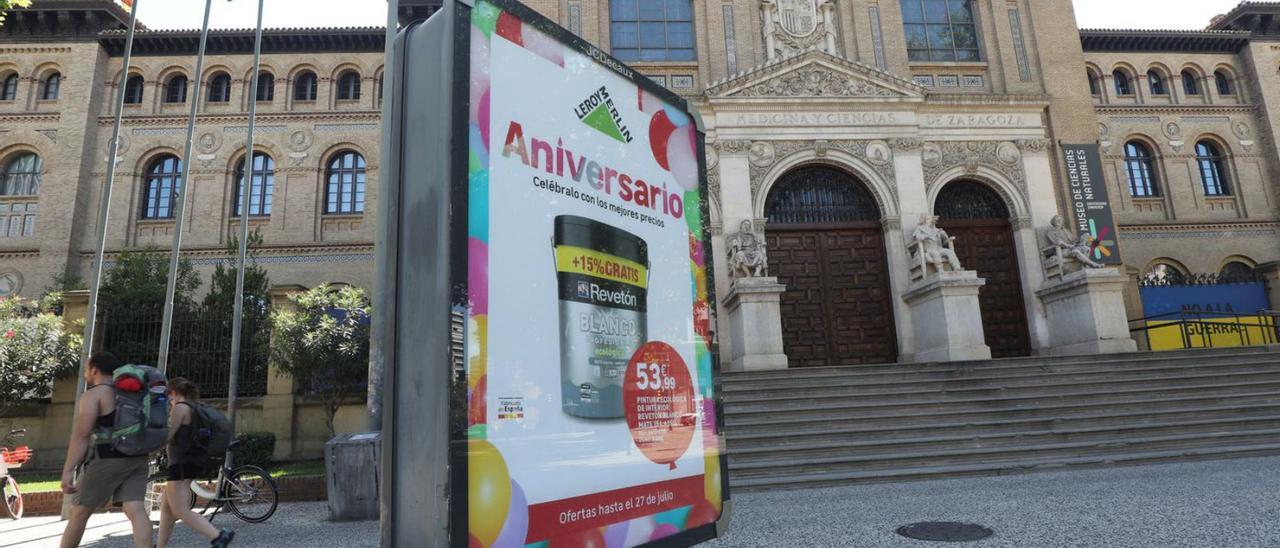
[125,0,1245,31]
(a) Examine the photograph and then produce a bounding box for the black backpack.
[182,402,232,468]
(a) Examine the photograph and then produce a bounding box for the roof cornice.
[1079,29,1252,53]
[99,27,389,56]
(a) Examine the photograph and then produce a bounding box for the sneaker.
[210,529,235,547]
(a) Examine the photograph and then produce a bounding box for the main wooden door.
[765,166,898,367]
[935,181,1032,358]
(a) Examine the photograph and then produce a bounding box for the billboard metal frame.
[379,1,728,546]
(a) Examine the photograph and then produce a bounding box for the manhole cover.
[896,522,994,542]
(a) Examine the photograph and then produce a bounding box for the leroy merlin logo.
[573,86,633,144]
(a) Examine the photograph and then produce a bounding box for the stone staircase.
[723,346,1280,491]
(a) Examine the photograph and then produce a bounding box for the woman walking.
[156,378,235,548]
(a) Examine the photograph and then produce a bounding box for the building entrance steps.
[722,347,1280,491]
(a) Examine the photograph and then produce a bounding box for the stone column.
[1017,140,1059,352]
[881,217,914,360]
[903,271,992,362]
[1036,268,1138,356]
[723,277,789,371]
[265,285,305,460]
[713,140,755,362]
[890,138,925,359]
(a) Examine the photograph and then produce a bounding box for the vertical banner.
[1061,144,1122,265]
[457,1,725,547]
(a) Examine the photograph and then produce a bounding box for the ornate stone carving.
[728,219,769,279]
[1163,121,1182,140]
[288,129,314,152]
[196,130,222,154]
[1016,139,1050,153]
[747,140,898,204]
[706,147,719,171]
[35,129,57,143]
[1098,122,1109,139]
[761,0,838,60]
[717,140,752,154]
[890,138,922,152]
[106,135,131,155]
[734,65,901,98]
[0,270,22,297]
[910,214,964,278]
[881,216,902,232]
[706,172,721,203]
[1233,120,1253,140]
[1044,215,1103,276]
[748,141,777,167]
[814,139,829,158]
[921,141,1025,189]
[866,140,892,166]
[996,142,1021,166]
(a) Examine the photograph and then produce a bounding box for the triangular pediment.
[707,49,926,100]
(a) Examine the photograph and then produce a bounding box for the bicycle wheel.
[2,476,23,520]
[225,466,278,523]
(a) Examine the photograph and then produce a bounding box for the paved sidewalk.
[0,502,377,548]
[5,457,1277,547]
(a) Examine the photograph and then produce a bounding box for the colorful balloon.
[521,24,565,67]
[468,315,488,389]
[468,238,489,314]
[648,110,677,170]
[468,440,512,546]
[491,479,529,548]
[704,453,723,512]
[472,2,501,37]
[469,375,487,427]
[622,516,656,547]
[548,527,607,548]
[653,506,691,531]
[495,11,524,46]
[468,171,489,242]
[685,500,720,530]
[666,125,700,191]
[623,342,697,469]
[469,25,491,122]
[649,524,679,542]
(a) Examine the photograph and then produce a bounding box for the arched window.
[1112,70,1132,95]
[336,71,361,101]
[1,153,42,196]
[0,74,17,101]
[1148,70,1166,95]
[1195,141,1230,196]
[233,152,274,217]
[164,74,188,104]
[1219,261,1255,278]
[41,72,61,100]
[765,166,881,224]
[1182,70,1201,95]
[1124,141,1159,197]
[1214,70,1234,95]
[141,155,183,220]
[294,71,317,102]
[376,74,384,102]
[610,0,697,62]
[325,151,367,214]
[208,73,231,103]
[1087,71,1100,96]
[255,72,275,102]
[124,74,145,104]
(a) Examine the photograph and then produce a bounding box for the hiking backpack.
[91,364,170,456]
[184,402,233,468]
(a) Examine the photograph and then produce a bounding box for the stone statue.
[912,214,963,273]
[1144,264,1171,286]
[728,220,769,279]
[1045,215,1104,269]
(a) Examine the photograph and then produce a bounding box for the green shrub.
[234,431,276,469]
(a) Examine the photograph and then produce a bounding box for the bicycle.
[152,440,279,523]
[1,428,30,520]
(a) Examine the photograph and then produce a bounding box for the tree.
[0,295,81,416]
[270,285,370,437]
[0,1,32,28]
[100,245,200,312]
[200,231,272,397]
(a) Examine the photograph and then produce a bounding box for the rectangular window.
[610,0,697,63]
[901,0,981,63]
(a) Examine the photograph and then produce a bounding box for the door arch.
[934,180,1031,358]
[764,165,898,367]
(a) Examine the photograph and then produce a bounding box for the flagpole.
[226,0,266,469]
[65,0,141,521]
[156,0,214,374]
[368,0,399,432]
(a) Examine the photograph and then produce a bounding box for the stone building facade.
[1,0,1277,369]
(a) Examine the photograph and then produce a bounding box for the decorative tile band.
[869,6,887,71]
[723,4,739,75]
[1009,9,1031,82]
[1121,229,1277,240]
[315,123,379,133]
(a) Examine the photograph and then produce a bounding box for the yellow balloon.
[694,267,708,300]
[469,440,511,546]
[469,316,489,389]
[704,453,722,512]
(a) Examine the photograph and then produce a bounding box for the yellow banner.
[1145,317,1277,350]
[555,245,647,288]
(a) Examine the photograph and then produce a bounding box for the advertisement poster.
[1061,144,1123,265]
[461,2,724,547]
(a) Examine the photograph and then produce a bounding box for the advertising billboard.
[381,1,728,546]
[1061,144,1123,265]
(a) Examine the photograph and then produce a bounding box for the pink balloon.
[649,524,679,542]
[468,238,489,315]
[491,480,529,548]
[469,26,491,124]
[479,89,491,146]
[622,516,656,547]
[666,125,700,191]
[521,25,565,67]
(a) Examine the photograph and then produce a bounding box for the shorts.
[73,455,150,509]
[167,463,211,481]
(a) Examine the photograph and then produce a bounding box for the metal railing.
[1129,309,1280,351]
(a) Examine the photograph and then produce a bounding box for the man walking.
[59,352,153,548]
